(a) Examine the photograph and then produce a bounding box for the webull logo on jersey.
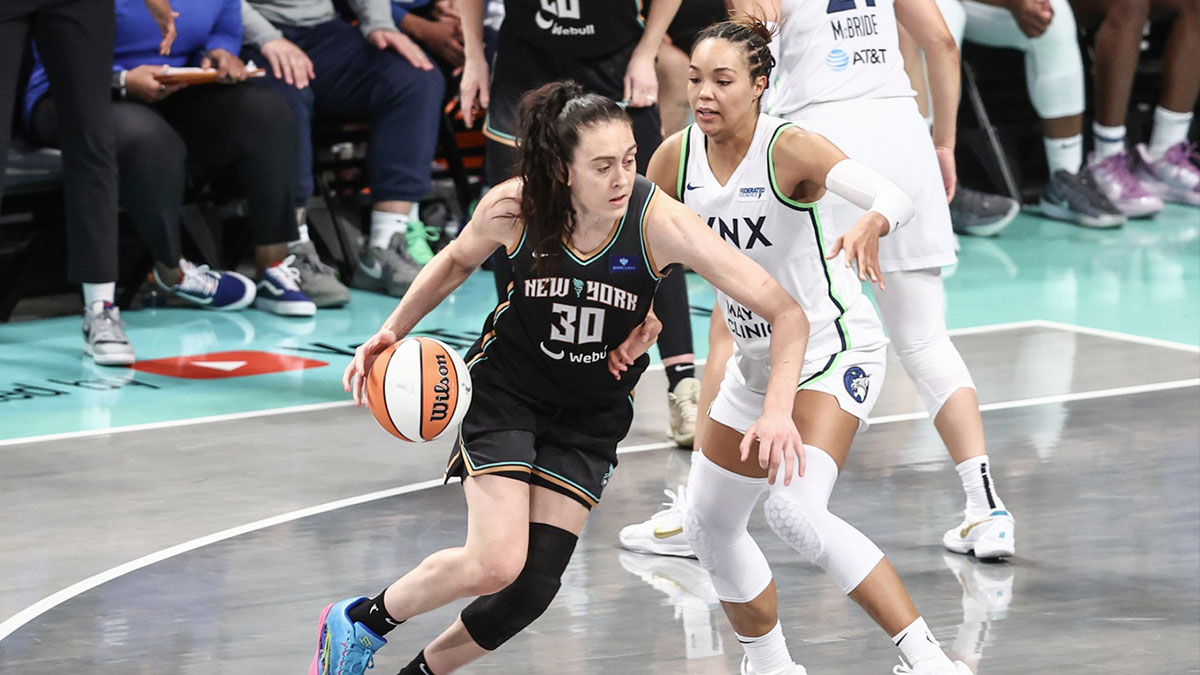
[539,341,609,364]
[737,186,767,202]
[843,366,870,403]
[535,0,596,36]
[707,215,773,250]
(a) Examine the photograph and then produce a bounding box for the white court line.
[1033,319,1200,354]
[0,319,1086,449]
[2,374,1197,643]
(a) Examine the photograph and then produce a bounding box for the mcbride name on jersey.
[503,0,645,58]
[766,0,915,115]
[465,175,663,406]
[678,114,871,365]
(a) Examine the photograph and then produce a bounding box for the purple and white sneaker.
[1087,151,1163,218]
[1133,142,1200,206]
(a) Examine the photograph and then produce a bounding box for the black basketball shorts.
[445,361,635,509]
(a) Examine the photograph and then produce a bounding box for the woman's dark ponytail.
[515,81,629,273]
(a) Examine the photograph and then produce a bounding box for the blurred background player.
[932,0,1127,228]
[1069,0,1200,213]
[241,0,442,302]
[24,0,316,317]
[458,0,703,447]
[0,0,176,365]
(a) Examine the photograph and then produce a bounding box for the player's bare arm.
[646,194,810,483]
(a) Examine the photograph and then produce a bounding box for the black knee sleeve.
[459,522,578,650]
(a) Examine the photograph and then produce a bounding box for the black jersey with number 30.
[465,175,663,406]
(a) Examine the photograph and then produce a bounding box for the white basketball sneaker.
[892,659,973,674]
[741,655,808,675]
[618,486,695,557]
[943,509,1015,559]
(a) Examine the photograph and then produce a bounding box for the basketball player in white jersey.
[733,0,1019,560]
[637,18,972,674]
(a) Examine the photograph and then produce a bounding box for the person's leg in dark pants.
[292,19,444,297]
[31,0,118,285]
[155,83,314,316]
[29,0,133,364]
[628,103,698,447]
[242,43,317,214]
[0,9,32,196]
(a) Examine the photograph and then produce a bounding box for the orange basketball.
[366,337,473,442]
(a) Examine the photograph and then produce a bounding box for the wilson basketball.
[366,337,473,442]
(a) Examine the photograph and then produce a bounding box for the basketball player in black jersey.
[459,0,705,449]
[310,81,811,675]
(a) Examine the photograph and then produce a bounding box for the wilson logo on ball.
[367,337,473,442]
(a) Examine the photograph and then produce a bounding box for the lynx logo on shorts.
[844,366,869,403]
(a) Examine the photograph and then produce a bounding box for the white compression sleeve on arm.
[824,159,915,233]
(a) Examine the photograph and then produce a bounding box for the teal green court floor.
[0,204,1196,444]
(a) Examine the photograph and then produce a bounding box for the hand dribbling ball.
[366,337,473,442]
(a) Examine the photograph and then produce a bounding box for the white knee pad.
[763,446,884,594]
[1023,0,1085,118]
[874,269,976,417]
[684,451,773,603]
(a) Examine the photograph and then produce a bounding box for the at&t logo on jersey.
[535,0,595,36]
[826,46,888,71]
[844,366,870,403]
[825,49,850,72]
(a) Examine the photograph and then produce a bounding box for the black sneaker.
[950,186,1020,237]
[1038,169,1126,229]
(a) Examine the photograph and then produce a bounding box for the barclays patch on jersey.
[737,186,767,201]
[609,254,639,273]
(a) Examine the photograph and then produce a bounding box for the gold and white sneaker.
[618,486,695,558]
[668,376,700,448]
[943,509,1015,559]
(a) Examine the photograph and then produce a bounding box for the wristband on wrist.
[111,70,128,99]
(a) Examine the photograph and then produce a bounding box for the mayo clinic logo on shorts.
[535,0,596,36]
[843,366,869,403]
[825,48,850,72]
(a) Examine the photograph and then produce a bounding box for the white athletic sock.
[1148,106,1194,159]
[1092,122,1126,159]
[1045,134,1084,174]
[369,209,414,250]
[736,621,796,675]
[956,455,1006,516]
[892,616,954,670]
[295,207,310,243]
[82,282,115,311]
[367,206,420,251]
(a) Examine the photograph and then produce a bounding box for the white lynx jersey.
[677,114,882,365]
[765,0,915,116]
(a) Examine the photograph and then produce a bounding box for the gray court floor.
[1,324,1198,674]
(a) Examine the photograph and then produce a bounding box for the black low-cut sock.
[397,650,435,675]
[665,362,696,391]
[347,588,404,637]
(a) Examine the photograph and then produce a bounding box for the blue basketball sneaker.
[153,258,255,311]
[255,255,316,316]
[309,597,387,675]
